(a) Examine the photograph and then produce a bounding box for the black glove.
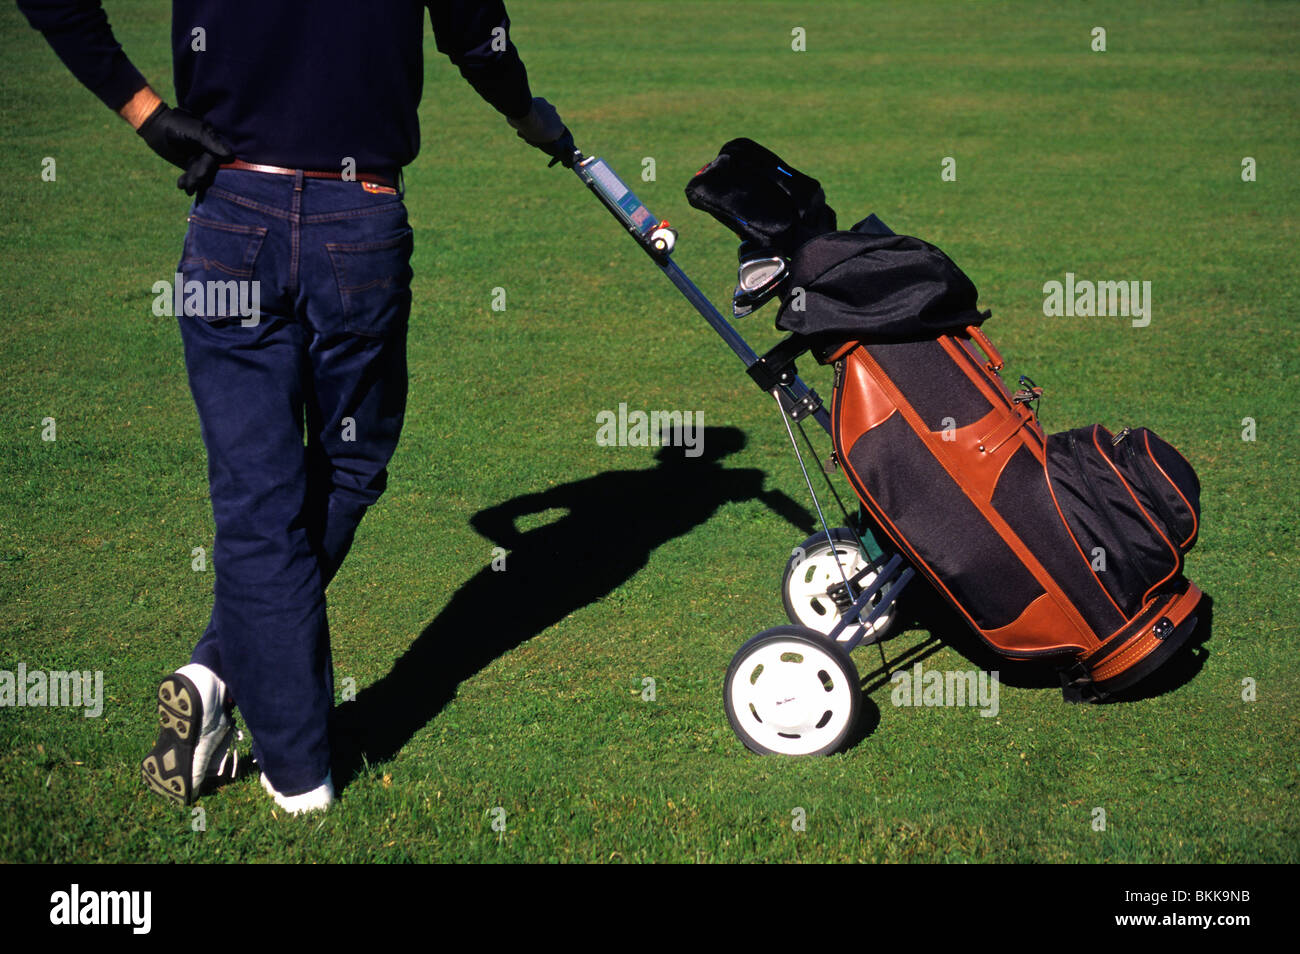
[136,103,234,195]
[507,97,576,168]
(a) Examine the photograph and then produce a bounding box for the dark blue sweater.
[18,0,534,170]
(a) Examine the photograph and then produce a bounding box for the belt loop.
[293,169,304,192]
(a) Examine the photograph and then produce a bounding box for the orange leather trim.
[824,340,859,363]
[938,336,1046,463]
[981,592,1094,655]
[976,402,1033,455]
[831,335,1201,679]
[843,343,1100,652]
[836,348,902,438]
[938,407,1023,503]
[967,324,1004,371]
[938,336,1013,419]
[1089,583,1202,680]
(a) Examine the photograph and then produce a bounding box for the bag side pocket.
[1046,425,1182,616]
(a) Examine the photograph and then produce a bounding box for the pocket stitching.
[179,218,269,320]
[325,229,412,257]
[186,214,269,238]
[325,229,413,336]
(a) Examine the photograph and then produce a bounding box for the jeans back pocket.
[325,229,414,338]
[179,215,269,326]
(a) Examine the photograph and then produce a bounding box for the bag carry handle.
[967,325,1004,373]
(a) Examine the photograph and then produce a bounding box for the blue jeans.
[178,168,411,795]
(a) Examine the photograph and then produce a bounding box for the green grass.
[0,0,1297,863]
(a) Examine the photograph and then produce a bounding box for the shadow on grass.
[842,633,946,747]
[330,426,814,788]
[1102,595,1214,704]
[882,583,1214,702]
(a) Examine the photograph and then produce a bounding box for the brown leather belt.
[220,158,398,189]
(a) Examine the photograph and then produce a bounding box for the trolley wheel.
[782,528,896,641]
[724,626,861,756]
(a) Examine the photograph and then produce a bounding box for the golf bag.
[687,140,1203,699]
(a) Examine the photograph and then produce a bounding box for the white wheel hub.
[786,536,894,640]
[727,636,857,756]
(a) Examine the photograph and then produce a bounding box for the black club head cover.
[684,138,837,258]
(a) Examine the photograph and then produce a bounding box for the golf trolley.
[559,141,917,756]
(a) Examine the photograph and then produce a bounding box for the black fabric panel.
[863,338,993,431]
[847,413,1044,630]
[775,232,988,339]
[1045,427,1180,617]
[1139,429,1200,550]
[992,445,1124,635]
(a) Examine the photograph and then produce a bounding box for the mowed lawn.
[0,1,1296,863]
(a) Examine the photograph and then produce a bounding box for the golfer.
[19,0,572,813]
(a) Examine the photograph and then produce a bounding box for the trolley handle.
[570,149,677,260]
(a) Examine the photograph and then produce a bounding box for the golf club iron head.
[732,253,789,318]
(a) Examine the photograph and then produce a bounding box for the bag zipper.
[1068,430,1142,595]
[1120,435,1183,547]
